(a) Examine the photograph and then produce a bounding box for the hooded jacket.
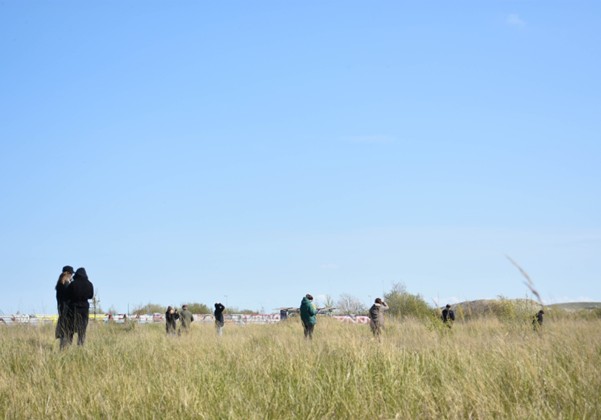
[300,296,318,326]
[214,303,225,324]
[66,268,94,309]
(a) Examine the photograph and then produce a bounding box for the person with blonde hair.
[55,265,74,350]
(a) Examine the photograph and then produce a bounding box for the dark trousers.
[303,322,315,339]
[63,306,90,348]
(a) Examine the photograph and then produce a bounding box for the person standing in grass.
[214,302,225,336]
[55,265,74,350]
[178,304,194,335]
[165,306,179,335]
[300,294,318,340]
[441,304,455,328]
[533,309,544,331]
[64,267,94,347]
[368,298,388,338]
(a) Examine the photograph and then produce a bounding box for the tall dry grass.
[1,317,600,419]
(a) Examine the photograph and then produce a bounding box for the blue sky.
[1,1,600,314]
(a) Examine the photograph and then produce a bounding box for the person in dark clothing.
[368,298,388,338]
[214,303,225,336]
[64,267,94,347]
[441,304,455,328]
[165,306,179,335]
[55,265,74,349]
[533,309,544,331]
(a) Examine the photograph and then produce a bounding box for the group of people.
[54,265,545,348]
[299,294,393,340]
[299,295,545,340]
[164,302,226,336]
[55,265,95,350]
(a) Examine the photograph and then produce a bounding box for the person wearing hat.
[441,304,455,328]
[368,298,388,338]
[299,294,318,340]
[64,267,94,347]
[178,304,194,335]
[55,265,74,349]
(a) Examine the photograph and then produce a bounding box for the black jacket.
[214,303,225,323]
[66,268,94,309]
[442,308,455,323]
[55,276,70,312]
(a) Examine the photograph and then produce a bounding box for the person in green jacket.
[178,304,194,335]
[300,294,318,339]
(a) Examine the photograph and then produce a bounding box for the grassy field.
[1,317,600,419]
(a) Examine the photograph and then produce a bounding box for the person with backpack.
[441,304,455,328]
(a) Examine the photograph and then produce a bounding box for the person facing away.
[64,267,94,348]
[178,304,194,334]
[441,304,455,327]
[214,303,225,336]
[55,265,74,348]
[299,294,318,340]
[368,298,388,338]
[533,309,544,330]
[165,306,179,335]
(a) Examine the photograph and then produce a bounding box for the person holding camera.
[214,302,225,336]
[300,294,318,340]
[165,306,179,335]
[368,298,388,338]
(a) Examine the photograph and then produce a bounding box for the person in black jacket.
[55,265,74,349]
[214,302,225,336]
[165,306,179,335]
[64,267,94,347]
[441,304,455,328]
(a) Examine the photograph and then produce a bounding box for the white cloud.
[506,14,526,27]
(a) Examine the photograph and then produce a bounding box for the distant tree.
[337,293,367,315]
[132,303,166,315]
[323,294,335,308]
[226,306,257,314]
[384,283,432,319]
[185,303,211,314]
[92,293,103,319]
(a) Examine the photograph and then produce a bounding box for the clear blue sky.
[1,1,600,314]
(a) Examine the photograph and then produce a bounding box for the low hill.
[547,302,601,312]
[448,299,601,319]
